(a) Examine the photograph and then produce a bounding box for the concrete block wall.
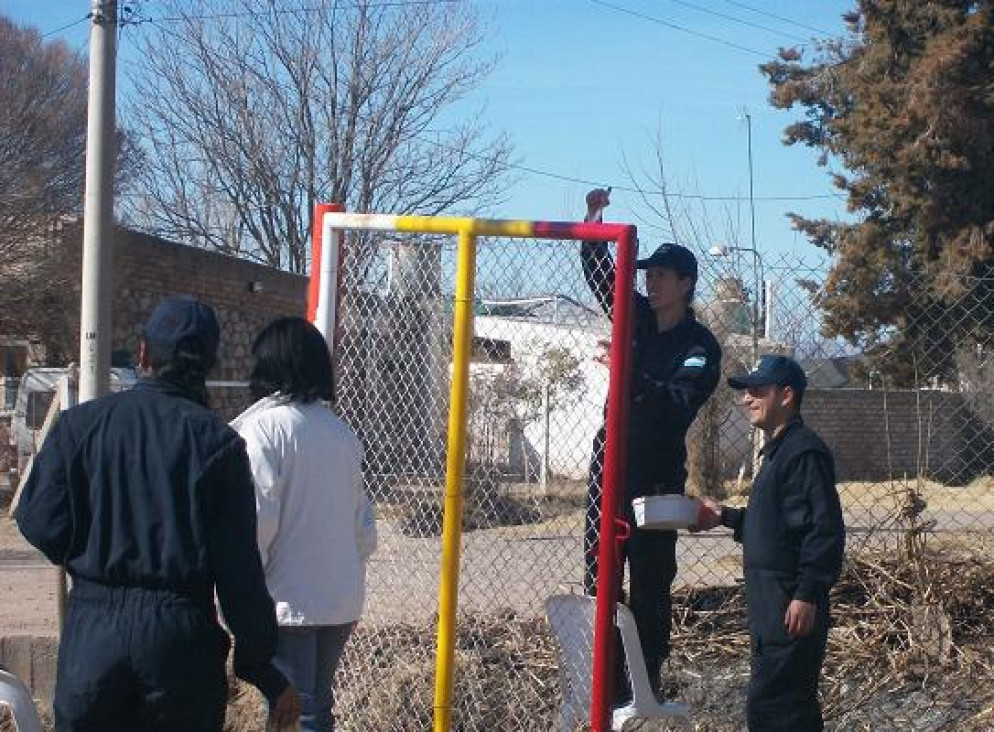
[803,389,993,485]
[0,635,58,710]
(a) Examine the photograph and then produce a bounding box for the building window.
[0,342,29,377]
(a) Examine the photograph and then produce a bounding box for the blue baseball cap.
[728,354,807,396]
[636,242,698,280]
[143,296,220,369]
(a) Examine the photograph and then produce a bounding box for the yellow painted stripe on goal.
[394,215,537,238]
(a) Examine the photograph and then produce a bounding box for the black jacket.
[723,419,846,602]
[14,378,287,702]
[582,240,722,494]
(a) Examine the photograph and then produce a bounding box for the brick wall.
[37,220,309,381]
[803,389,994,486]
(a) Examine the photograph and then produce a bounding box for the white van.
[9,367,139,480]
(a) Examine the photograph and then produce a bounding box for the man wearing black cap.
[694,354,845,731]
[581,188,722,694]
[14,297,300,731]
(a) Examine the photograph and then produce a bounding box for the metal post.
[432,228,477,732]
[78,0,118,404]
[540,382,550,496]
[764,280,775,340]
[743,112,765,474]
[591,227,638,732]
[748,248,765,474]
[307,203,343,324]
[745,111,757,274]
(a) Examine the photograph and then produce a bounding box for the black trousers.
[54,581,230,732]
[745,570,829,732]
[583,429,678,684]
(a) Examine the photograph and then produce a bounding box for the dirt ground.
[4,478,994,730]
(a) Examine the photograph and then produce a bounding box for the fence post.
[432,227,477,732]
[540,381,550,496]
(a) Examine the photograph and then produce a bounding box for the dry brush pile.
[223,551,994,730]
[670,551,994,730]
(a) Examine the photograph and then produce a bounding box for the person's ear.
[780,385,795,410]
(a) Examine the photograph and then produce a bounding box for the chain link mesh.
[328,233,615,730]
[318,230,994,728]
[684,249,994,583]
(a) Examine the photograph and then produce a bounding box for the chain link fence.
[684,248,994,579]
[330,233,611,729]
[315,230,994,728]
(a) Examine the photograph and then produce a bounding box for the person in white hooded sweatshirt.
[232,317,377,731]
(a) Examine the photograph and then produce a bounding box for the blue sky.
[3,0,856,264]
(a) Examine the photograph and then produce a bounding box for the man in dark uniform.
[581,188,722,691]
[695,355,845,731]
[14,297,300,731]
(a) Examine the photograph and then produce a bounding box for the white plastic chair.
[545,594,690,731]
[0,669,44,732]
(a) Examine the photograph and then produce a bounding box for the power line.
[719,0,833,37]
[41,14,92,38]
[122,0,461,25]
[402,137,840,202]
[662,0,810,44]
[120,2,839,204]
[589,0,772,59]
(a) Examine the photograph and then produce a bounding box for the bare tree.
[0,16,136,349]
[620,126,754,497]
[0,17,89,324]
[123,0,514,274]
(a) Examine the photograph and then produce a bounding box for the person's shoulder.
[231,398,293,450]
[157,392,241,450]
[687,316,722,353]
[59,388,144,430]
[67,388,128,414]
[317,404,360,440]
[191,406,243,448]
[100,387,242,455]
[309,405,362,453]
[785,422,833,460]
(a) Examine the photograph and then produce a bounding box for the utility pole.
[742,109,764,476]
[79,0,118,403]
[743,110,760,356]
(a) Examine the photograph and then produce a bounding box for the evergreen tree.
[762,2,994,384]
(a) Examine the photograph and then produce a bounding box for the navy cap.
[728,354,807,395]
[636,242,698,280]
[143,297,220,369]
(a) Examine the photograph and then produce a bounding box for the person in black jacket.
[581,188,721,693]
[14,297,300,732]
[695,355,845,731]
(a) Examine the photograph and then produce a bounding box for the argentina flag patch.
[683,355,706,369]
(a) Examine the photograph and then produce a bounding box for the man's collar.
[760,416,804,457]
[135,376,208,406]
[655,308,695,335]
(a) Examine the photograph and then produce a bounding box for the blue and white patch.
[683,355,706,369]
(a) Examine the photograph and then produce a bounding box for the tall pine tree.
[763,2,994,384]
